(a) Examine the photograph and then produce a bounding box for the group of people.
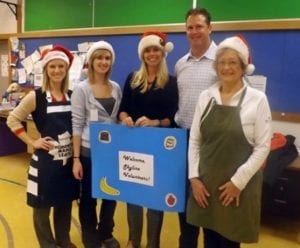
[6,7,272,248]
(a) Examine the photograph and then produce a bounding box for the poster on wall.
[1,55,8,77]
[90,123,187,212]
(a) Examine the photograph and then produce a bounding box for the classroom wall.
[23,0,300,31]
[0,0,17,33]
[1,0,300,148]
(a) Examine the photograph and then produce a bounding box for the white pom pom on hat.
[138,31,174,60]
[217,35,255,75]
[86,40,115,64]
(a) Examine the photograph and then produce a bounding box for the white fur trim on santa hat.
[42,51,70,68]
[217,36,255,75]
[86,40,115,64]
[138,34,174,60]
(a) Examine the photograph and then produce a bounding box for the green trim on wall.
[198,0,300,21]
[24,0,93,31]
[94,0,191,27]
[24,0,192,31]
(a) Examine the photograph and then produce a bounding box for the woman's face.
[143,46,164,68]
[92,49,112,75]
[46,59,68,84]
[216,49,244,85]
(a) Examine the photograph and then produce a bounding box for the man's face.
[186,14,212,47]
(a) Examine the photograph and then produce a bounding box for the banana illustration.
[99,176,120,196]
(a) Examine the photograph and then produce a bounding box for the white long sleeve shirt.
[188,81,272,190]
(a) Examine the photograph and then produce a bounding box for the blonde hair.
[131,57,169,93]
[87,49,112,84]
[41,62,69,93]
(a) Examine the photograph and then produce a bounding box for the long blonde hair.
[131,57,169,93]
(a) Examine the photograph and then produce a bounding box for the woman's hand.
[121,116,134,127]
[190,178,210,208]
[135,116,159,127]
[73,158,83,180]
[32,136,55,151]
[218,181,241,207]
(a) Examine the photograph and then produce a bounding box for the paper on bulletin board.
[1,55,8,77]
[17,68,27,84]
[21,56,34,74]
[39,44,53,54]
[246,75,267,93]
[90,123,187,212]
[69,53,85,90]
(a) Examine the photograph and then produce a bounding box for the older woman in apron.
[187,36,272,248]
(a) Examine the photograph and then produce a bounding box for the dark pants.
[178,129,200,248]
[33,201,72,248]
[79,155,117,248]
[127,203,163,248]
[203,228,240,248]
[178,179,199,248]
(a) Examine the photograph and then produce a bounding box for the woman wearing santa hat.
[7,45,79,248]
[71,40,121,248]
[118,31,178,248]
[186,35,272,247]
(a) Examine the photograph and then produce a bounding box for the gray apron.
[187,88,262,243]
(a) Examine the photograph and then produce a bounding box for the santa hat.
[86,40,115,64]
[42,45,73,68]
[217,35,255,75]
[138,31,174,60]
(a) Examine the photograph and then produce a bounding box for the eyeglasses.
[217,60,240,67]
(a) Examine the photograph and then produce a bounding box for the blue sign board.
[90,123,187,212]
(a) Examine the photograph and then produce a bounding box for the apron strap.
[237,87,247,107]
[200,97,216,121]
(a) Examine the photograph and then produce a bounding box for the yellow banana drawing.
[99,176,120,196]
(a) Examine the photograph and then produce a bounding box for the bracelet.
[73,156,80,159]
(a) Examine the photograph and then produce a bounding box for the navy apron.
[27,91,79,208]
[187,88,262,243]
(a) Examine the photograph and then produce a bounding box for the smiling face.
[186,13,212,49]
[216,48,245,85]
[142,46,164,69]
[92,49,113,76]
[46,59,68,84]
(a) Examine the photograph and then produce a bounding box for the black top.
[118,72,179,127]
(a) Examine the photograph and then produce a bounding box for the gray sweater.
[71,79,122,150]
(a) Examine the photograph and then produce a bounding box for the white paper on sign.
[119,151,154,186]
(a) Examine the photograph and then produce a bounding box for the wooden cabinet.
[262,156,300,218]
[0,115,26,155]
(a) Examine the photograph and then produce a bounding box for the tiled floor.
[0,152,299,248]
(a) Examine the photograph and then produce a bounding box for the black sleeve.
[118,72,134,117]
[164,75,179,127]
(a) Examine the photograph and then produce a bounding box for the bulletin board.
[15,30,300,118]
